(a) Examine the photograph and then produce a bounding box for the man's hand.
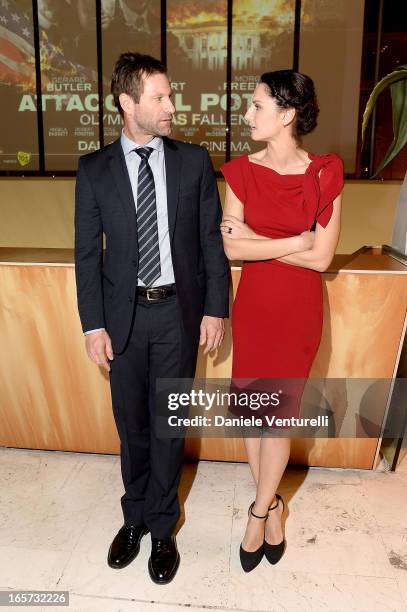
[199,316,225,355]
[85,330,114,372]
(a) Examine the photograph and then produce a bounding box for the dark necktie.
[134,147,161,286]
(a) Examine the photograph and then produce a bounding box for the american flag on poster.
[0,0,35,88]
[0,0,98,93]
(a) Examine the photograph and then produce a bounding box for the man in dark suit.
[74,52,229,584]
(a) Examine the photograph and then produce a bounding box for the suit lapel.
[107,138,137,236]
[163,138,181,242]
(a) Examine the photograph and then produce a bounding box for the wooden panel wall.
[1,256,406,469]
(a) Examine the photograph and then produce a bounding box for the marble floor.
[0,447,406,612]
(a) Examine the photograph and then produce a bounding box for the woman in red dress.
[220,70,344,572]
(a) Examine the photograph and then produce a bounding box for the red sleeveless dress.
[220,153,344,420]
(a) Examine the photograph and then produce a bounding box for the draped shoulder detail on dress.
[220,155,248,204]
[304,153,344,229]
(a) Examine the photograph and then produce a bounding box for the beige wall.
[0,178,402,254]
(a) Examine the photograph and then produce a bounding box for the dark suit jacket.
[74,137,230,354]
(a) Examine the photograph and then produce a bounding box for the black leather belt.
[137,284,176,301]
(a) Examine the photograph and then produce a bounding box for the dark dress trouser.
[108,291,198,539]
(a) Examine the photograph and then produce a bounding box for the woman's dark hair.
[259,70,319,139]
[111,52,167,116]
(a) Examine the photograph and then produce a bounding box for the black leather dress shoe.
[107,525,148,569]
[148,536,180,584]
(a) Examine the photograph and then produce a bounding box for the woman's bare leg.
[258,437,290,544]
[244,437,261,485]
[241,437,290,551]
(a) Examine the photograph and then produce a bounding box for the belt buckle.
[146,288,155,301]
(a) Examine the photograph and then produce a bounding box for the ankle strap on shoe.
[268,494,282,512]
[249,501,268,520]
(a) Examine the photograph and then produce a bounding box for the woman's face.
[244,83,291,142]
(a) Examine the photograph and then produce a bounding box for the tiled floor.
[1,447,406,611]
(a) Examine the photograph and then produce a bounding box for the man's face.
[120,72,175,137]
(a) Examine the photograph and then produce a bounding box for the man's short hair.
[111,52,167,116]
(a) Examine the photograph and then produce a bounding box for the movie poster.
[167,0,228,171]
[0,0,39,171]
[299,0,365,172]
[167,0,295,169]
[1,0,296,173]
[101,0,161,145]
[231,0,295,159]
[35,0,99,171]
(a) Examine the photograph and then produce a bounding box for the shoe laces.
[124,526,139,543]
[154,538,172,555]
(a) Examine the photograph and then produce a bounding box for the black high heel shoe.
[264,494,286,565]
[239,501,268,572]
